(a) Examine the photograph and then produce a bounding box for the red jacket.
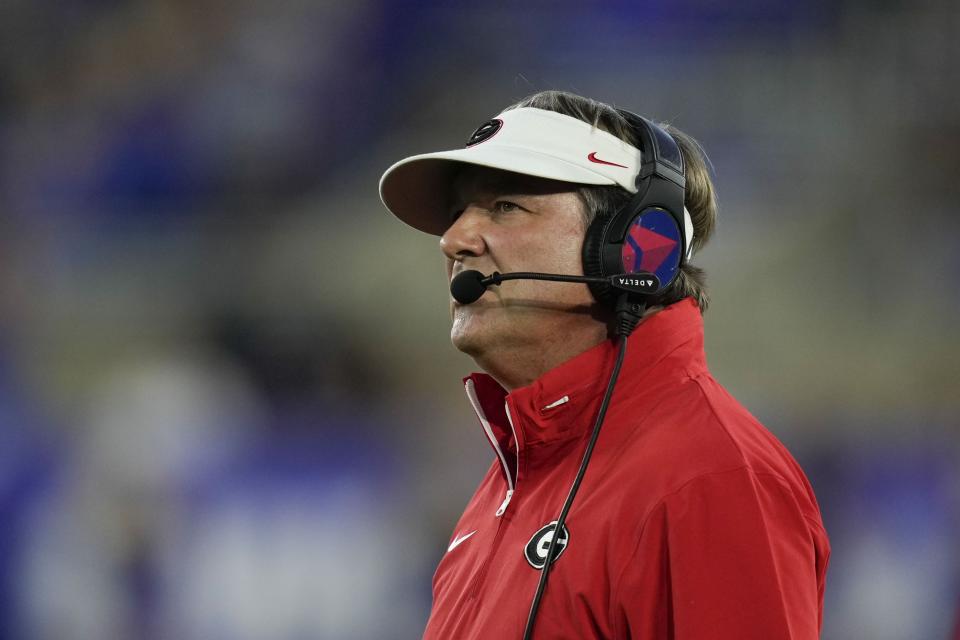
[423,298,830,639]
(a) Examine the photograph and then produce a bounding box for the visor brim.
[379,146,620,236]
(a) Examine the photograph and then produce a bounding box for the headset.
[453,111,691,329]
[582,109,689,309]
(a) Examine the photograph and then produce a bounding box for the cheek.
[532,223,586,275]
[537,195,589,273]
[562,232,587,275]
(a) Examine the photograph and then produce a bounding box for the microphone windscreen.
[450,270,487,304]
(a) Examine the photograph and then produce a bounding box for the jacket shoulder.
[602,372,823,525]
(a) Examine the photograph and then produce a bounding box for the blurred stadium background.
[0,0,958,638]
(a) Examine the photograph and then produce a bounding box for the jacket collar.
[464,298,707,465]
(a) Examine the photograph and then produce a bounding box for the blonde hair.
[506,90,718,312]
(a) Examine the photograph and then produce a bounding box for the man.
[379,90,829,639]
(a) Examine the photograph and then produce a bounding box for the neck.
[471,323,609,391]
[470,306,663,390]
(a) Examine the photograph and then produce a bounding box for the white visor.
[379,107,693,257]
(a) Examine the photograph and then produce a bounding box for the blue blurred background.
[0,0,958,638]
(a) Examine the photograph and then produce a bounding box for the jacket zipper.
[496,490,514,516]
[463,383,523,600]
[499,401,521,515]
[464,380,516,516]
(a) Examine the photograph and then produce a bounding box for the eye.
[494,200,521,214]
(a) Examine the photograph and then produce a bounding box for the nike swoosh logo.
[447,530,477,552]
[587,152,628,168]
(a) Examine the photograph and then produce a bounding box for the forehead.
[451,165,577,203]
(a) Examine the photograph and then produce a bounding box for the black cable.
[521,331,629,640]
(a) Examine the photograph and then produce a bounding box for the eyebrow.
[453,171,567,202]
[448,181,520,218]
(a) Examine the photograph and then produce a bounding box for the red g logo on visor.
[466,118,503,147]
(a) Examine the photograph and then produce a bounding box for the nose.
[440,206,487,262]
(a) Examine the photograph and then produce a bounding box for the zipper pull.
[496,489,515,516]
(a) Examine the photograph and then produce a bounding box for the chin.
[450,321,483,357]
[450,308,502,358]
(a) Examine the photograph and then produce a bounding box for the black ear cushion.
[582,212,615,303]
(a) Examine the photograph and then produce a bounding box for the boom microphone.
[449,270,489,304]
[449,269,662,304]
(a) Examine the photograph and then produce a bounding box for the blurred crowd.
[0,1,958,638]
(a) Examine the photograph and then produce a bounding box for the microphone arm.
[483,272,650,336]
[480,271,606,287]
[449,269,662,306]
[480,270,662,297]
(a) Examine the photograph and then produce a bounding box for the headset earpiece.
[581,112,688,306]
[582,209,614,302]
[621,207,683,285]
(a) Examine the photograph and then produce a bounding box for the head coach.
[378,90,830,639]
